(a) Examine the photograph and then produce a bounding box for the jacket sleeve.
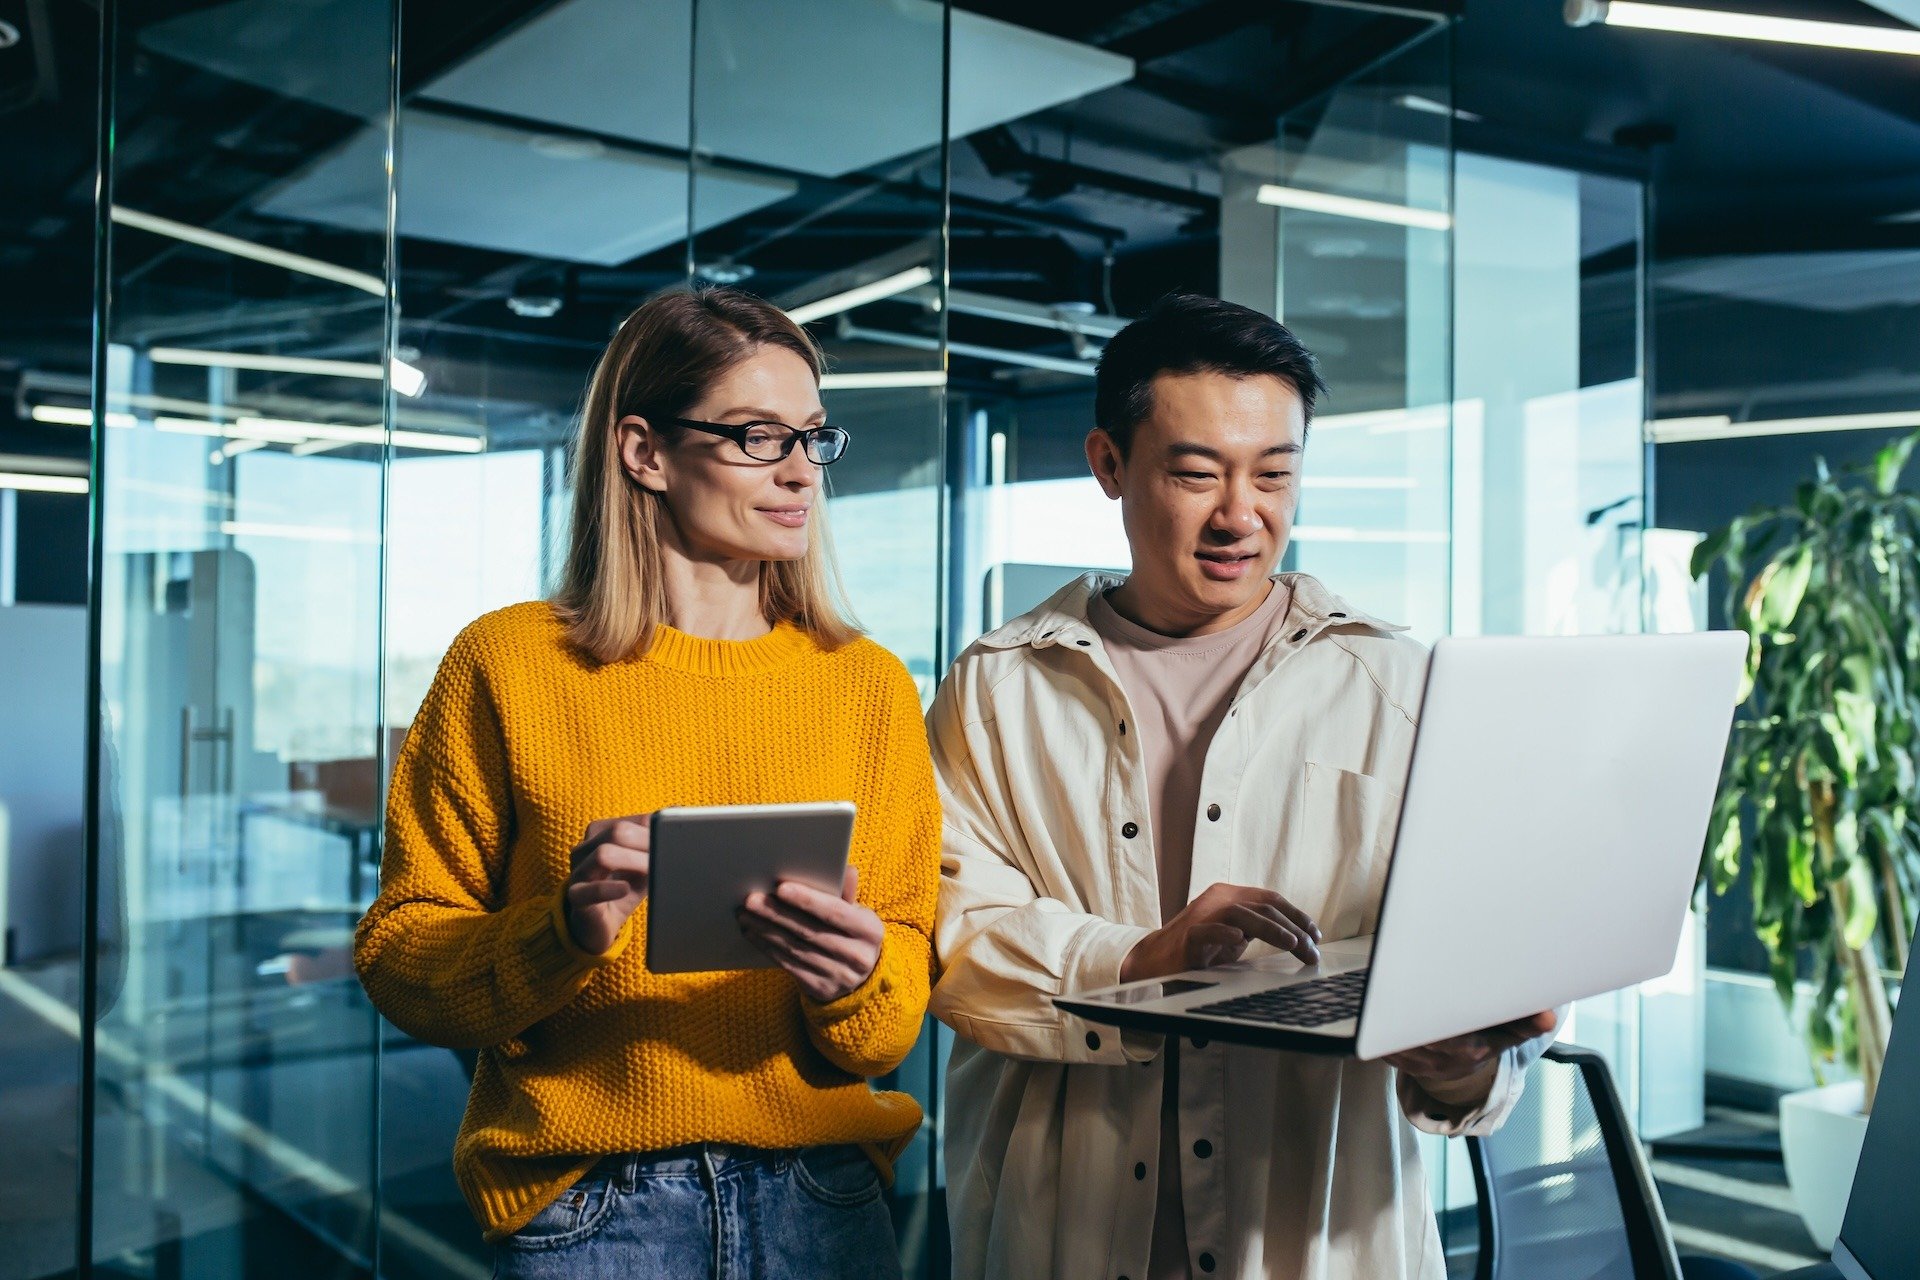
[1397,1009,1564,1137]
[353,631,623,1050]
[800,661,941,1078]
[926,661,1155,1067]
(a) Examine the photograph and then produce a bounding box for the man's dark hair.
[1093,292,1327,455]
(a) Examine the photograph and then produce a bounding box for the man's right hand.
[1119,882,1322,982]
[563,815,653,955]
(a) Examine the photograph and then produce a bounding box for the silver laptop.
[1054,632,1746,1061]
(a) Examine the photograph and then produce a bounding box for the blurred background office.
[1,0,1916,1276]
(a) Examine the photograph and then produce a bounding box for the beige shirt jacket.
[928,572,1552,1280]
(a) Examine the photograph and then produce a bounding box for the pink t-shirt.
[1087,578,1295,1280]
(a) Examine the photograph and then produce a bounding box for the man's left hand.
[1382,1009,1558,1085]
[738,866,885,1004]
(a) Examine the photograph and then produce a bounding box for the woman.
[354,288,939,1279]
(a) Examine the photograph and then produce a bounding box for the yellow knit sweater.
[353,602,941,1241]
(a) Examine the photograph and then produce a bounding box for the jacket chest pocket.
[1283,761,1399,940]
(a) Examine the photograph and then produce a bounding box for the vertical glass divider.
[369,0,406,1271]
[78,0,120,1272]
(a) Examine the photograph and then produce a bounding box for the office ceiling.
[2,0,1918,469]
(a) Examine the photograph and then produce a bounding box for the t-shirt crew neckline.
[1090,578,1291,655]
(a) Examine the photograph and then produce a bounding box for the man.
[928,293,1557,1280]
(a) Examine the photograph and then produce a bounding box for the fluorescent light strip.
[157,416,307,444]
[819,370,948,390]
[1300,476,1418,490]
[787,266,935,325]
[1650,410,1920,444]
[219,519,372,544]
[213,439,270,463]
[1290,525,1449,543]
[148,348,427,398]
[111,206,387,296]
[0,471,89,495]
[1395,94,1483,123]
[30,404,108,427]
[1256,184,1452,231]
[35,408,481,453]
[1313,405,1452,434]
[1571,0,1920,56]
[834,321,1098,377]
[237,417,484,453]
[900,286,1130,340]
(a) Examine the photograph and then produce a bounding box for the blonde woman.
[355,288,938,1279]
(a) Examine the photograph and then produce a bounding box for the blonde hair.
[553,287,862,665]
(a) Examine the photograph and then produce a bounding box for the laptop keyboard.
[1187,968,1370,1028]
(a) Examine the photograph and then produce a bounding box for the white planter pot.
[1778,1079,1869,1251]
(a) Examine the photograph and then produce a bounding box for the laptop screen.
[1834,938,1918,1280]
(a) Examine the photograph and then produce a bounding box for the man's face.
[1087,370,1306,633]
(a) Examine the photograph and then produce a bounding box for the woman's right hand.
[563,815,653,955]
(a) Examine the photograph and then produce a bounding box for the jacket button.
[1189,1036,1208,1050]
[1076,639,1091,646]
[1199,1252,1216,1273]
[1086,1031,1102,1051]
[1193,1138,1213,1159]
[1206,804,1221,822]
[1290,628,1308,642]
[1119,719,1127,736]
[1330,611,1347,618]
[1121,822,1139,839]
[1134,1162,1146,1180]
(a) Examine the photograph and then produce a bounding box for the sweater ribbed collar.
[641,619,817,676]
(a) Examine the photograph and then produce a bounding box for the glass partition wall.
[87,1,396,1277]
[82,2,953,1277]
[58,4,1669,1279]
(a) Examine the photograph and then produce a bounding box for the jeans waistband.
[595,1142,851,1190]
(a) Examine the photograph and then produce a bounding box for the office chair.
[1466,1044,1761,1280]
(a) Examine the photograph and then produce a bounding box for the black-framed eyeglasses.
[658,416,851,465]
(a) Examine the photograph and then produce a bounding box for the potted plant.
[1691,429,1919,1250]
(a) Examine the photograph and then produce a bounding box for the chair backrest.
[1467,1044,1685,1280]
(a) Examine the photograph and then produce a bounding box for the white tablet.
[644,801,857,974]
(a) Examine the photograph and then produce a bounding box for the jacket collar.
[975,571,1406,652]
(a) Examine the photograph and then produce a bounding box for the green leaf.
[1692,524,1732,581]
[1834,688,1879,773]
[1814,715,1854,781]
[1789,831,1819,903]
[1757,545,1814,632]
[1873,431,1920,495]
[1704,787,1744,893]
[1843,861,1879,952]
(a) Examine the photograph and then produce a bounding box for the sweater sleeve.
[801,659,941,1078]
[353,629,624,1050]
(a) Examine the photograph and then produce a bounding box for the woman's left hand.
[738,865,884,1003]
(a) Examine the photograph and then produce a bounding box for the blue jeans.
[490,1143,904,1280]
